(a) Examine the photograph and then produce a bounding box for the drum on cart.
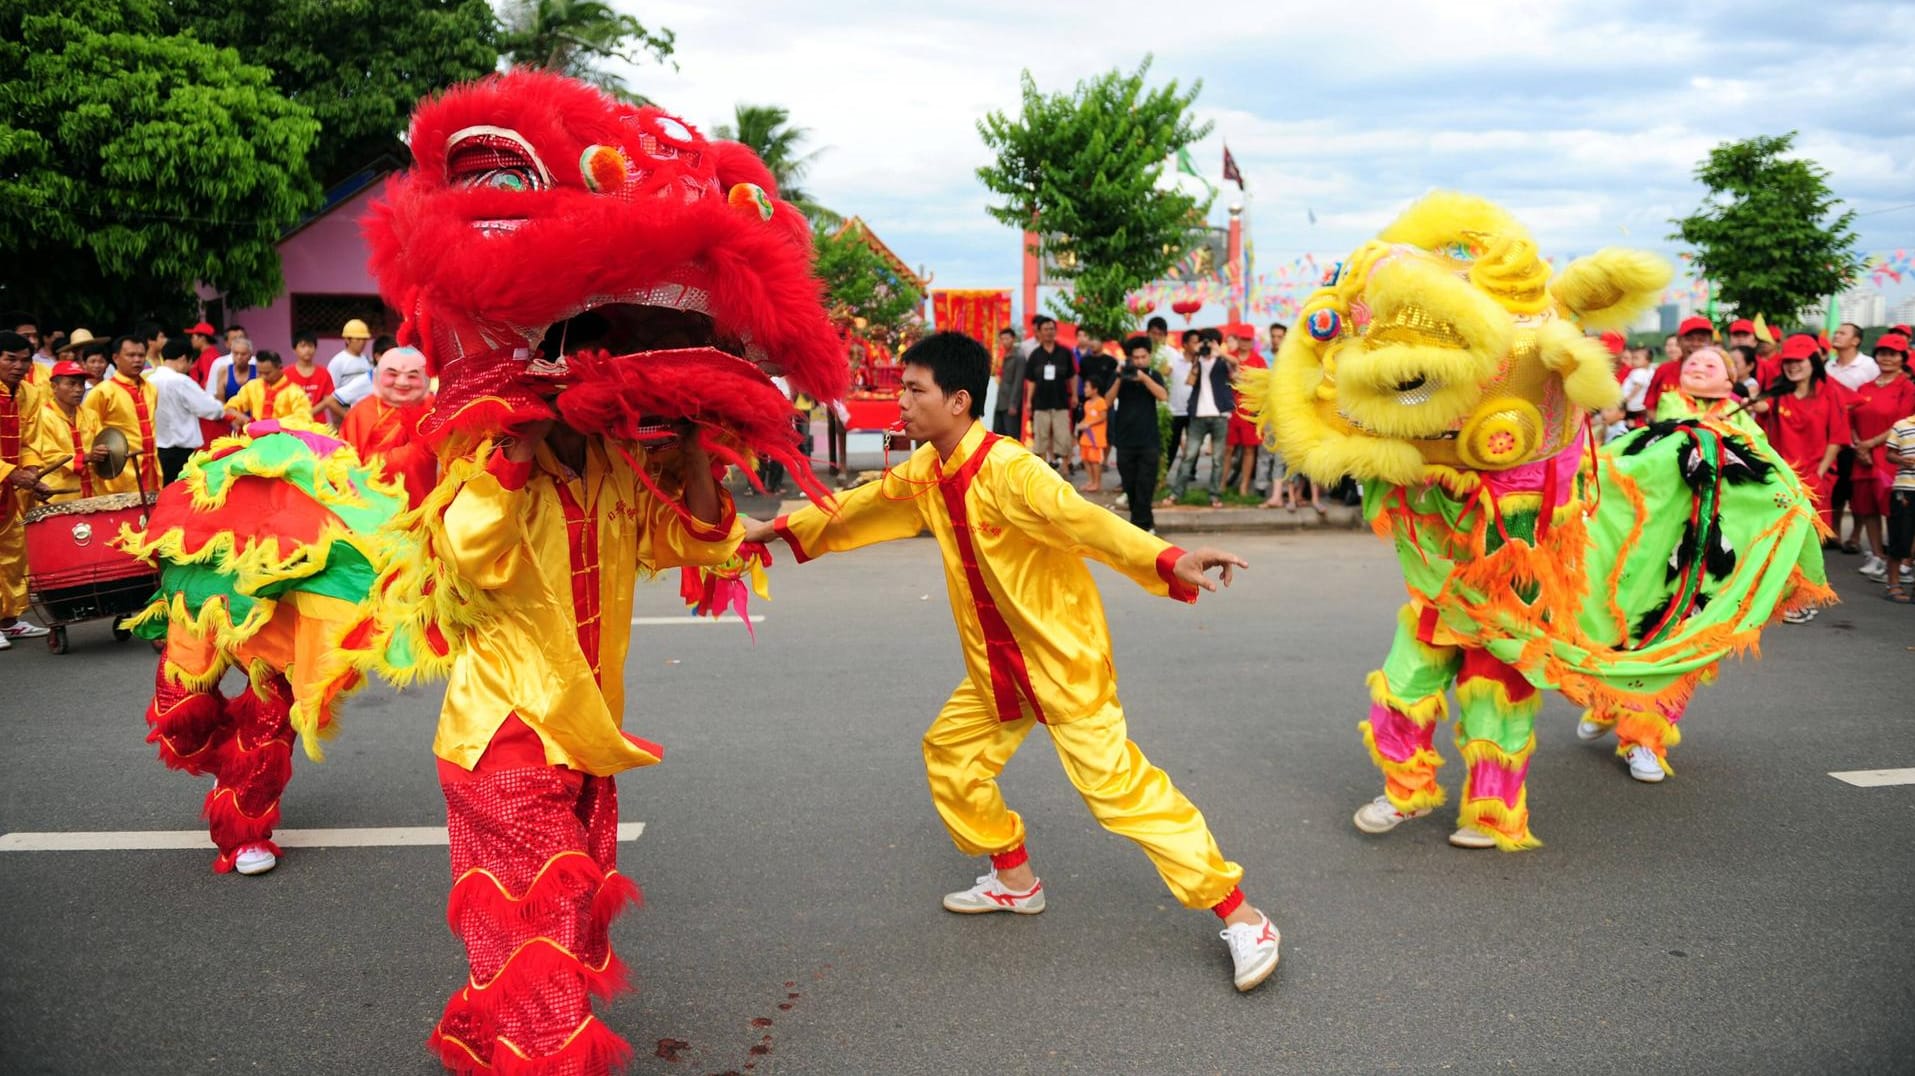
[23,491,161,654]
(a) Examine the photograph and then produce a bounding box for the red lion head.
[365,71,847,496]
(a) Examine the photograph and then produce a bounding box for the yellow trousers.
[921,680,1244,909]
[0,510,26,619]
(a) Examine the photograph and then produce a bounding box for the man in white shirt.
[1162,328,1198,471]
[1163,328,1232,505]
[148,339,229,482]
[321,318,376,423]
[1826,321,1880,551]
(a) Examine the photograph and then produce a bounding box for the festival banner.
[931,289,1012,349]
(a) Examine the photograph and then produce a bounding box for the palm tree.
[499,0,675,101]
[714,104,838,227]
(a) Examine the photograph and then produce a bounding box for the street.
[1,531,1910,1075]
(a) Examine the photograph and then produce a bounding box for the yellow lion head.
[1248,192,1671,487]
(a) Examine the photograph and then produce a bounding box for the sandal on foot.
[1888,584,1913,604]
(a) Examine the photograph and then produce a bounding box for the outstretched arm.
[755,469,926,564]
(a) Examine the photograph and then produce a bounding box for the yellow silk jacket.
[435,438,742,775]
[1,379,43,525]
[26,401,102,499]
[226,377,312,423]
[775,420,1196,724]
[79,372,160,494]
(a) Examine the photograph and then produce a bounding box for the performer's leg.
[434,715,636,1076]
[1045,699,1245,911]
[1360,605,1461,814]
[1611,699,1685,777]
[1453,649,1543,851]
[205,673,297,872]
[145,631,233,776]
[922,681,1037,862]
[0,511,26,623]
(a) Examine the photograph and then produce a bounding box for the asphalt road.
[1,533,1910,1075]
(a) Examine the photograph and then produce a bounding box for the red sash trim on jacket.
[936,432,1047,723]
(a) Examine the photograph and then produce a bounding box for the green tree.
[0,0,322,327]
[1672,132,1862,323]
[813,225,922,338]
[714,104,836,226]
[500,0,674,101]
[976,58,1212,334]
[172,0,500,190]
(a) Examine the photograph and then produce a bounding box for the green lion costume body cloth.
[1242,192,1831,850]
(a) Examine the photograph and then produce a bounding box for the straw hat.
[55,328,96,356]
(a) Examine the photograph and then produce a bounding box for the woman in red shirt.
[1846,334,1914,580]
[1757,335,1851,533]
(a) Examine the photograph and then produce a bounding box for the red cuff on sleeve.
[485,452,533,491]
[681,492,738,543]
[1157,545,1199,604]
[772,513,812,564]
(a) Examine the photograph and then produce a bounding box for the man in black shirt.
[1024,315,1077,472]
[1105,334,1169,531]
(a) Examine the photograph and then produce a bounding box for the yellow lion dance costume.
[1244,192,1830,850]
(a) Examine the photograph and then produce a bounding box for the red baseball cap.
[1599,330,1626,355]
[1893,323,1913,337]
[1874,333,1909,356]
[183,321,217,337]
[1779,334,1821,360]
[49,360,87,378]
[1677,316,1714,337]
[1227,322,1257,341]
[1727,318,1754,334]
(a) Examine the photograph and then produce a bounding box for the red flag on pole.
[1222,144,1244,190]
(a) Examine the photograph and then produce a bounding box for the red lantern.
[1171,298,1203,324]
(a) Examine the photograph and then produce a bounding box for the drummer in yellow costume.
[221,350,313,429]
[27,360,103,500]
[750,332,1281,993]
[79,335,162,495]
[0,333,52,642]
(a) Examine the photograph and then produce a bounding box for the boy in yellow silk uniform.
[222,350,312,428]
[0,333,52,644]
[79,335,161,494]
[27,360,103,499]
[750,332,1281,992]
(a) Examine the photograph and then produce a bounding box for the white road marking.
[1829,769,1915,788]
[630,615,763,625]
[0,822,644,852]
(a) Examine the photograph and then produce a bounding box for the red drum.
[23,491,161,653]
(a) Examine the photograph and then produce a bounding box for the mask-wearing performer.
[353,71,848,1073]
[340,345,437,507]
[1242,192,1830,851]
[748,332,1282,993]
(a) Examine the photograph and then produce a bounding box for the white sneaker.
[1859,555,1887,581]
[1901,564,1913,583]
[1625,746,1666,783]
[1219,914,1281,992]
[0,633,10,651]
[1353,794,1430,834]
[941,871,1044,915]
[233,843,278,875]
[1782,608,1817,624]
[1447,826,1497,849]
[1576,718,1610,742]
[0,620,49,639]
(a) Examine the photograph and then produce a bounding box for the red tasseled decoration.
[445,851,632,935]
[555,347,833,507]
[460,935,631,1004]
[432,1015,633,1076]
[145,676,228,776]
[203,788,283,868]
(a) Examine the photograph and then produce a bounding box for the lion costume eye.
[445,125,552,192]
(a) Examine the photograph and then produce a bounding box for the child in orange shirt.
[1076,393,1108,492]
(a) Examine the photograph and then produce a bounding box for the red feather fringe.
[431,1014,633,1076]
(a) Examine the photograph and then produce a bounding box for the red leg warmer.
[434,762,638,1075]
[145,657,231,776]
[205,675,296,872]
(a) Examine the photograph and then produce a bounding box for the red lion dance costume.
[356,72,846,1074]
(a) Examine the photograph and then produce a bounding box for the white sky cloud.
[610,0,1915,311]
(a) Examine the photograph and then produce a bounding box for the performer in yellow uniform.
[0,332,53,643]
[222,350,313,428]
[79,335,162,495]
[752,331,1281,992]
[27,360,103,499]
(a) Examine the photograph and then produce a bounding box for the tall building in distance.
[1892,294,1915,328]
[1805,284,1889,328]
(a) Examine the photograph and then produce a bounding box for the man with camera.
[1105,335,1169,531]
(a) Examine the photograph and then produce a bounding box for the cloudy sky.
[616,0,1915,318]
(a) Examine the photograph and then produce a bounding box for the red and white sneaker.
[941,871,1045,915]
[233,842,278,875]
[1220,913,1281,991]
[1353,794,1429,835]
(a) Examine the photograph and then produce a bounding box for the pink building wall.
[197,176,389,357]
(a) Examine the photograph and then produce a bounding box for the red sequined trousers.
[430,716,640,1075]
[144,660,296,872]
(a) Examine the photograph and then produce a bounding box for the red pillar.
[1021,229,1041,332]
[1226,207,1243,326]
